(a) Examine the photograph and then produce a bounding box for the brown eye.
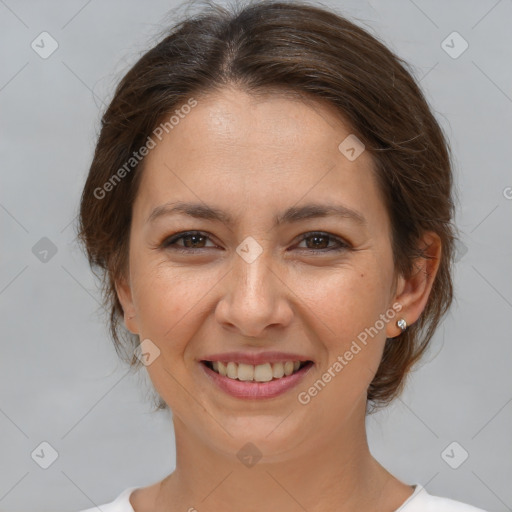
[179,233,207,248]
[162,231,216,251]
[296,232,349,252]
[160,230,349,254]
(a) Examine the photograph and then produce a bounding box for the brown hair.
[77,0,457,413]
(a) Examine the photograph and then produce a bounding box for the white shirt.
[76,483,489,511]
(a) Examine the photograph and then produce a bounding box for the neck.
[155,406,397,512]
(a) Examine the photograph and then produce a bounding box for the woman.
[76,1,488,510]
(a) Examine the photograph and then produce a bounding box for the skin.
[116,87,441,512]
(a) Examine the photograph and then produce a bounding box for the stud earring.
[397,318,407,332]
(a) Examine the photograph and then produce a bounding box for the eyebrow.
[146,201,367,227]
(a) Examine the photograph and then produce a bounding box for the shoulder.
[75,487,137,512]
[398,483,489,512]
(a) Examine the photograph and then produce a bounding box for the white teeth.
[237,363,254,381]
[227,361,238,379]
[218,361,227,376]
[208,360,306,382]
[284,361,294,376]
[254,363,273,382]
[272,362,285,378]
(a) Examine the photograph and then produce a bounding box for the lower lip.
[199,361,314,399]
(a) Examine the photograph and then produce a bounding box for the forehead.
[173,87,353,158]
[134,87,387,231]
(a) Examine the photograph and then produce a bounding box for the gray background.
[1,0,511,511]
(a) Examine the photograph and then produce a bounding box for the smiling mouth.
[201,360,313,382]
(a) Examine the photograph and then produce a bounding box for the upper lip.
[200,351,313,366]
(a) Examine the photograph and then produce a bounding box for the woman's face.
[117,87,414,460]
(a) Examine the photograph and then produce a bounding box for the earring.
[397,318,407,332]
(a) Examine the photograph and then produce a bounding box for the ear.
[386,231,442,338]
[115,274,139,334]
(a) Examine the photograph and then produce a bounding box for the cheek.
[291,264,392,385]
[292,265,388,334]
[131,261,209,343]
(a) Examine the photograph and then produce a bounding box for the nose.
[215,243,293,338]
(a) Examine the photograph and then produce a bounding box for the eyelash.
[160,230,350,254]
